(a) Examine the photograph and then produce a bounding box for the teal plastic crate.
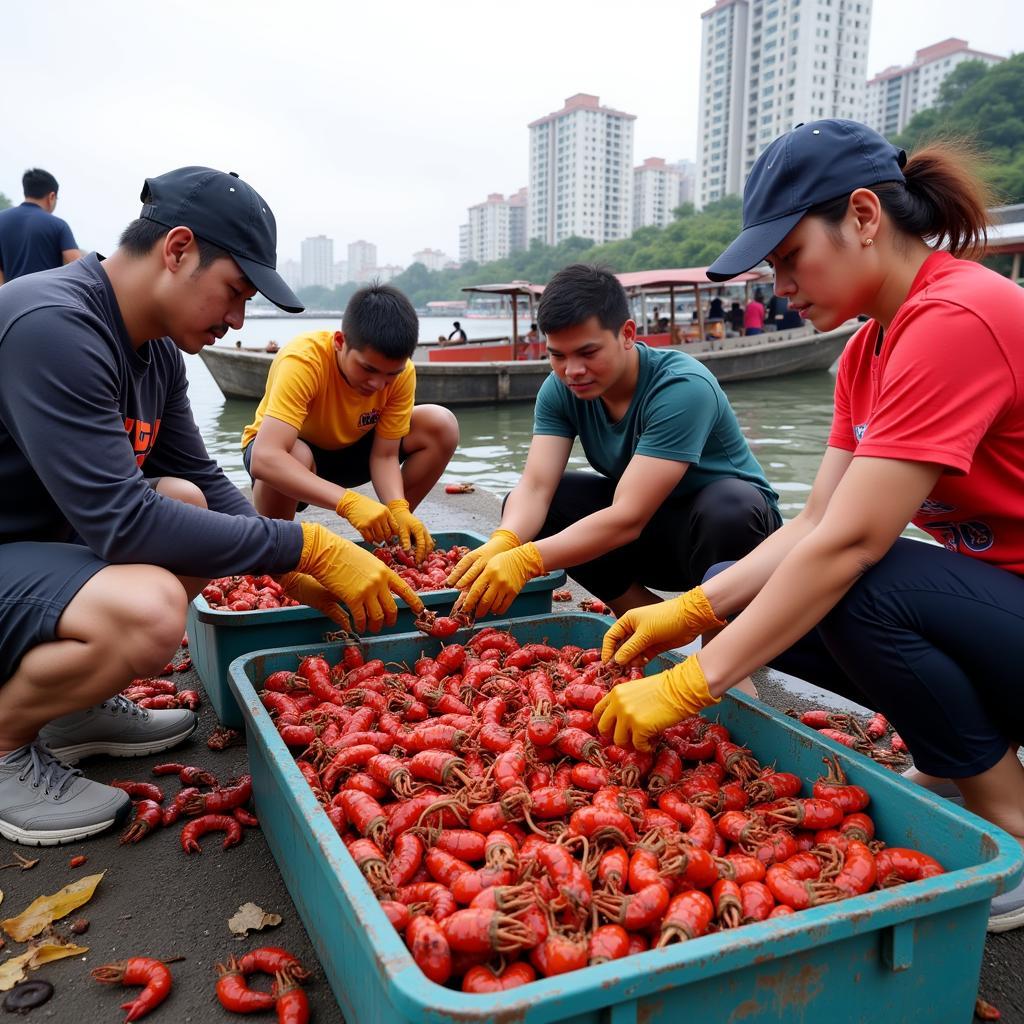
[228,613,1022,1024]
[188,530,564,727]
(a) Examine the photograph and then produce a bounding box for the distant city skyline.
[3,1,1019,267]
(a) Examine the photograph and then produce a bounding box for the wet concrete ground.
[10,482,1021,1022]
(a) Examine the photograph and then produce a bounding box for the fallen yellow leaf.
[0,950,33,990]
[1,872,105,942]
[0,939,87,991]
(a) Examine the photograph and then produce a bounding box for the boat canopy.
[460,282,544,358]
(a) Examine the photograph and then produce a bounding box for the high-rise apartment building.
[865,38,1004,137]
[372,264,405,284]
[460,188,529,266]
[300,235,333,289]
[633,158,696,229]
[332,261,349,286]
[347,240,378,283]
[411,248,452,272]
[279,258,301,291]
[528,93,635,246]
[697,0,872,209]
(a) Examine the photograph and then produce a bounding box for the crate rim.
[228,616,1024,1021]
[192,529,565,626]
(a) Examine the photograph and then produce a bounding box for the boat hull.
[197,324,855,404]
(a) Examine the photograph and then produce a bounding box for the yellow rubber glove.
[387,499,434,564]
[336,490,398,545]
[457,543,544,620]
[601,586,726,666]
[446,527,521,589]
[278,571,352,630]
[293,522,424,633]
[593,655,720,752]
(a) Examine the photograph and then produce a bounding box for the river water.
[187,315,836,519]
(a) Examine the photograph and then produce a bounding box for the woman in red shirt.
[595,120,1024,932]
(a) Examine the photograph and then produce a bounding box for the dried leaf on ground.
[228,902,282,937]
[0,939,87,990]
[0,854,38,871]
[1,872,105,942]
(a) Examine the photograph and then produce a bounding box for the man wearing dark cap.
[0,166,423,847]
[0,168,83,284]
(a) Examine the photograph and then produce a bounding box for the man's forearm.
[499,483,555,544]
[369,452,405,505]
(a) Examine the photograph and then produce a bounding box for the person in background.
[242,283,458,562]
[447,263,780,621]
[524,322,543,360]
[265,339,279,353]
[744,289,765,335]
[0,166,423,846]
[0,169,83,284]
[728,301,745,334]
[448,320,467,343]
[595,120,1024,933]
[707,294,725,322]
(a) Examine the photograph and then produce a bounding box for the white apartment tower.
[300,235,333,289]
[865,39,1004,137]
[347,240,378,283]
[461,188,529,266]
[411,248,452,272]
[529,94,635,246]
[697,0,872,209]
[633,158,696,229]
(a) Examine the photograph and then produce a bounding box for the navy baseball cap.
[707,120,907,282]
[139,166,303,313]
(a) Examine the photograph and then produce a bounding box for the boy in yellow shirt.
[242,283,459,561]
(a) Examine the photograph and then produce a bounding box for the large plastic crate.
[228,614,1023,1024]
[188,530,564,727]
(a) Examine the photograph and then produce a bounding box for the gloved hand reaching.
[387,499,434,564]
[593,655,720,752]
[446,527,522,589]
[288,522,424,633]
[456,543,545,620]
[601,587,726,666]
[336,490,398,545]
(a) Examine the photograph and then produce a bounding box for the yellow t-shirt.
[240,331,416,451]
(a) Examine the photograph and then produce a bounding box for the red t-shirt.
[744,300,765,329]
[829,252,1024,574]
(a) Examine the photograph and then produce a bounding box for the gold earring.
[863,238,874,247]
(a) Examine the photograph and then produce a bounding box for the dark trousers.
[533,471,780,602]
[705,537,1024,778]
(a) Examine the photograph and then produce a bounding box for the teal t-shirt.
[533,343,779,508]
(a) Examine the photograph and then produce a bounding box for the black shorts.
[244,430,407,512]
[0,541,108,682]
[530,471,781,602]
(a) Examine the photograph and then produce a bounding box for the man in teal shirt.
[448,263,781,619]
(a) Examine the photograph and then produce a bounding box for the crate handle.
[602,1000,638,1024]
[882,920,915,972]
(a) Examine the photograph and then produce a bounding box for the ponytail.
[808,140,994,260]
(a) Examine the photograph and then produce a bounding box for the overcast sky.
[2,0,1020,267]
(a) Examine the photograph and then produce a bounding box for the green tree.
[936,60,989,110]
[0,192,10,211]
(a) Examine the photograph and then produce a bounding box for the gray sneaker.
[989,875,1024,933]
[0,742,131,846]
[38,695,197,763]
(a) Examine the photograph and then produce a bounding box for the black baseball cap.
[139,166,303,313]
[707,120,907,282]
